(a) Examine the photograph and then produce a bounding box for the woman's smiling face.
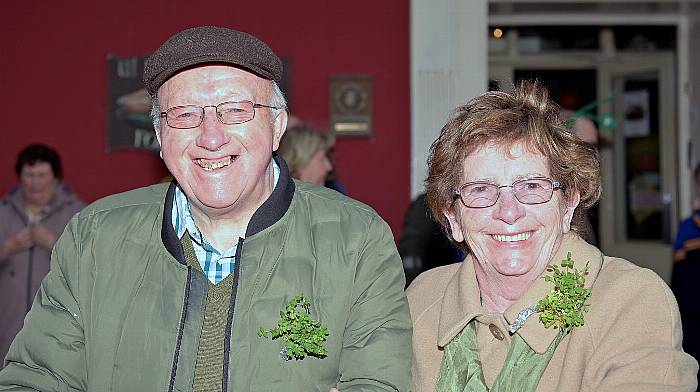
[445,142,579,281]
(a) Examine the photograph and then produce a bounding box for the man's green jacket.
[0,157,412,391]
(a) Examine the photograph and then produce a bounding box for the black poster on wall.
[106,54,159,153]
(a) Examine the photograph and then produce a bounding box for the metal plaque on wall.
[329,74,373,137]
[107,54,159,153]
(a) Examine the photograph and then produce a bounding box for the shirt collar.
[437,233,604,353]
[172,158,281,245]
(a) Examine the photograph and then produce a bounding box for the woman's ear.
[443,206,465,243]
[562,191,581,233]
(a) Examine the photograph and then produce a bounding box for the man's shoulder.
[292,181,380,221]
[78,183,169,218]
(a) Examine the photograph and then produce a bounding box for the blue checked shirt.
[172,160,280,284]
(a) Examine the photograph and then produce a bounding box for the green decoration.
[258,293,329,360]
[570,91,617,130]
[537,252,592,332]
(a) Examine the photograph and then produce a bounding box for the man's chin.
[191,197,239,212]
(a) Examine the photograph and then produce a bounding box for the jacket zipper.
[168,266,192,392]
[221,236,244,392]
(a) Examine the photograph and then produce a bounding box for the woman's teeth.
[196,156,235,171]
[492,232,531,242]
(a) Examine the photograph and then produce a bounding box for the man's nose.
[197,107,230,151]
[492,189,525,225]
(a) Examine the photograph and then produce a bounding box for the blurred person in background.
[0,143,85,365]
[398,193,463,286]
[672,162,700,387]
[278,125,334,186]
[563,110,600,246]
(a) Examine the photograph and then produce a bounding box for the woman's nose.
[492,189,525,224]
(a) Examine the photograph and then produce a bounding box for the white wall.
[410,0,488,198]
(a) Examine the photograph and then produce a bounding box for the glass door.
[597,53,676,281]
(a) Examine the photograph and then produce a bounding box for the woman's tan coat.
[407,233,698,391]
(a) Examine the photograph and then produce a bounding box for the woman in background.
[0,144,85,365]
[278,125,334,186]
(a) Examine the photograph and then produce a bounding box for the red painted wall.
[1,1,410,239]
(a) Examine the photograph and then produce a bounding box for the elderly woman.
[408,82,698,391]
[278,125,334,186]
[0,144,85,364]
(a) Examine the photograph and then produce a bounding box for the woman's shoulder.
[407,263,461,294]
[596,256,668,290]
[406,263,461,317]
[588,256,677,330]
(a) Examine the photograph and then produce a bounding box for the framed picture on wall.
[329,74,373,137]
[106,54,159,153]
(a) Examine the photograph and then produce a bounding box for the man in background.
[672,162,700,381]
[564,111,600,245]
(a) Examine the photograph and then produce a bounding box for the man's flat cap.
[143,26,282,95]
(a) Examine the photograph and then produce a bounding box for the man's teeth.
[197,156,234,171]
[492,232,531,242]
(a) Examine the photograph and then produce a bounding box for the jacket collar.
[160,154,296,264]
[245,154,295,237]
[437,233,604,353]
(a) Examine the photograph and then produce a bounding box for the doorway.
[489,26,677,281]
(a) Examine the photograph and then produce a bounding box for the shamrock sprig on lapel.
[537,252,592,332]
[258,293,329,360]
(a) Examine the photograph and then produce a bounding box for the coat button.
[489,323,505,340]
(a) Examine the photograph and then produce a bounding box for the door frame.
[487,4,694,224]
[597,53,676,280]
[490,49,677,281]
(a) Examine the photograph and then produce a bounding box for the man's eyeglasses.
[454,177,562,208]
[160,100,279,129]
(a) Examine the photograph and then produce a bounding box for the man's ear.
[271,110,288,151]
[154,124,164,159]
[562,191,581,233]
[443,206,465,243]
[153,92,164,159]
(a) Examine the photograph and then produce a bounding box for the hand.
[329,388,339,392]
[1,228,33,259]
[30,224,56,252]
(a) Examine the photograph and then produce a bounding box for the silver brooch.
[506,304,539,334]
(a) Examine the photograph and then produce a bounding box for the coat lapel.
[504,234,604,353]
[436,233,604,353]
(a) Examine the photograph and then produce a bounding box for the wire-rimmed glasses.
[454,177,562,208]
[160,100,279,129]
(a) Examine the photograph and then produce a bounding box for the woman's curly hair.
[425,80,601,247]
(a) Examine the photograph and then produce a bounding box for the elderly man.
[0,26,411,391]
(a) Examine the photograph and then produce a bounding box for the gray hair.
[150,79,287,130]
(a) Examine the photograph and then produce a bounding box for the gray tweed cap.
[143,26,282,95]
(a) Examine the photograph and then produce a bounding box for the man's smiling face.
[156,65,286,217]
